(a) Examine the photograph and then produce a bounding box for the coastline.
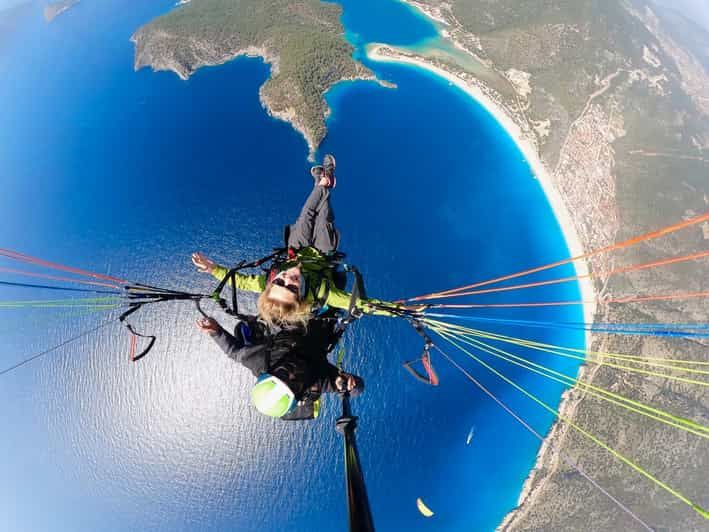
[130,36,392,161]
[129,40,318,158]
[400,0,450,26]
[366,45,596,323]
[366,42,597,526]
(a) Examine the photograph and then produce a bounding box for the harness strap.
[125,324,157,362]
[312,277,331,312]
[403,348,439,386]
[342,265,365,325]
[119,303,160,362]
[210,249,289,318]
[401,319,439,385]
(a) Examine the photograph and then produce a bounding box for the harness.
[209,246,367,420]
[210,245,362,326]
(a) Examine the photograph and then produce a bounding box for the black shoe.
[323,154,336,178]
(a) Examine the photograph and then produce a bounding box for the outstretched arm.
[192,252,266,293]
[322,285,404,317]
[196,317,269,375]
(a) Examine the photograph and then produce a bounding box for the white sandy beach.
[366,44,597,323]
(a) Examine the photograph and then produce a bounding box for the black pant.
[287,185,339,253]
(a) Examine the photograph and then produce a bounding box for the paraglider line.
[427,290,709,309]
[407,212,709,302]
[0,266,123,290]
[0,319,115,377]
[413,250,709,301]
[430,328,709,520]
[431,341,654,531]
[425,319,709,368]
[0,280,121,296]
[0,248,128,284]
[431,326,709,437]
[423,313,709,339]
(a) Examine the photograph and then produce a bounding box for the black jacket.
[209,317,363,419]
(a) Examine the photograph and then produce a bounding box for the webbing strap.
[209,249,289,317]
[125,324,156,362]
[344,265,365,324]
[403,348,439,386]
[119,301,164,362]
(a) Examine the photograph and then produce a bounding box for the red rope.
[129,333,137,362]
[421,353,439,386]
[420,251,709,300]
[0,266,122,290]
[409,212,709,302]
[0,248,128,285]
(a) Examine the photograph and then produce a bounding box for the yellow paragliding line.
[430,328,709,520]
[423,318,709,373]
[416,497,434,517]
[429,325,709,439]
[463,327,709,377]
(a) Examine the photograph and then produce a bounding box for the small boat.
[466,425,475,445]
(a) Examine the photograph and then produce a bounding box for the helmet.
[251,373,296,418]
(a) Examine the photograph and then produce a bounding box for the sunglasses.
[272,277,299,296]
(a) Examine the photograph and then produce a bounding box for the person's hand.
[335,373,357,393]
[192,252,215,274]
[196,317,220,335]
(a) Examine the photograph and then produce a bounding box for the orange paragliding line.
[418,251,709,300]
[429,290,709,309]
[407,212,709,302]
[0,266,123,290]
[0,247,128,285]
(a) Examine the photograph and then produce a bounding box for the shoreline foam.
[366,42,597,526]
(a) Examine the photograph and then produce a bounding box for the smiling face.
[268,266,302,305]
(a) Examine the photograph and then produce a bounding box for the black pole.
[336,393,375,532]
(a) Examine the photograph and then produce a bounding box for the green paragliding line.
[0,280,121,295]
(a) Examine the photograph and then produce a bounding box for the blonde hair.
[257,284,312,329]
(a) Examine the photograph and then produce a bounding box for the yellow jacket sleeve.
[211,264,267,293]
[323,285,399,317]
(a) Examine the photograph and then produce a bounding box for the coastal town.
[392,1,708,530]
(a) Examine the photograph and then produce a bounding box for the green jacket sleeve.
[211,264,267,294]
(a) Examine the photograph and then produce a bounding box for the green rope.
[432,327,709,520]
[425,318,709,379]
[431,324,709,439]
[0,296,121,308]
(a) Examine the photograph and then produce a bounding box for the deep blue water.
[0,1,583,531]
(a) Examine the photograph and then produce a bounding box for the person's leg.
[287,185,329,249]
[313,189,339,253]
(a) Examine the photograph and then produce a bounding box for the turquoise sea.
[0,1,583,530]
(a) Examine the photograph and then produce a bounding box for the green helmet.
[251,373,296,418]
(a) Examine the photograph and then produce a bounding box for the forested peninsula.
[131,0,380,158]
